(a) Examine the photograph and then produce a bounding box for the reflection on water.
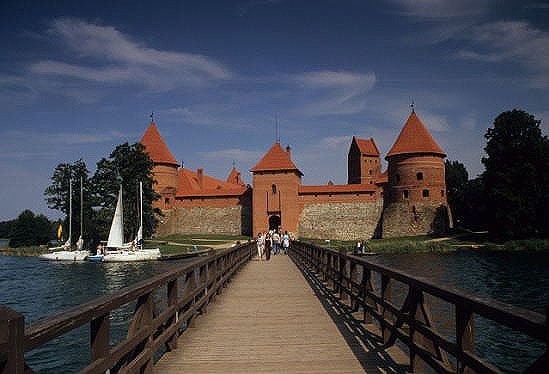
[367,250,549,373]
[0,256,187,373]
[1,250,548,373]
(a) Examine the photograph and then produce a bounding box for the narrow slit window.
[403,190,409,199]
[272,184,277,194]
[423,189,429,197]
[417,172,423,180]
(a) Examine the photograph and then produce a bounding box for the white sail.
[107,185,124,248]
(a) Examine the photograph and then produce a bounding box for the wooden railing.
[0,242,255,373]
[290,241,549,373]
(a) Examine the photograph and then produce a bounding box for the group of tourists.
[256,230,290,260]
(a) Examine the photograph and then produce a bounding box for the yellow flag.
[57,224,63,240]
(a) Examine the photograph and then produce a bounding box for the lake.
[0,250,547,373]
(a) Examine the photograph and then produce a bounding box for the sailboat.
[40,177,91,261]
[88,182,160,262]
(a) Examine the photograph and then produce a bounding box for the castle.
[141,110,451,239]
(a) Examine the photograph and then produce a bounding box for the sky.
[1,0,549,220]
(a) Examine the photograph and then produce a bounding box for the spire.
[140,121,179,166]
[250,142,303,175]
[386,111,446,159]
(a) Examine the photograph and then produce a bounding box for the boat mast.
[140,181,143,250]
[68,177,72,244]
[80,176,83,240]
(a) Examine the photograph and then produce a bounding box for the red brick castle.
[141,110,450,239]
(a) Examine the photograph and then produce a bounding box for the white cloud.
[26,18,231,92]
[289,70,376,116]
[457,21,549,88]
[2,129,130,147]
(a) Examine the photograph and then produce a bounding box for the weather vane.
[232,160,236,169]
[150,111,154,121]
[410,101,415,113]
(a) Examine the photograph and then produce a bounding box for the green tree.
[0,219,15,238]
[91,142,159,243]
[44,159,92,244]
[9,210,53,247]
[445,160,469,228]
[482,109,549,238]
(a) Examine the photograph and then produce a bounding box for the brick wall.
[381,202,450,238]
[297,200,383,240]
[156,205,251,236]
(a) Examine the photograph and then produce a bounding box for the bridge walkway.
[155,254,407,373]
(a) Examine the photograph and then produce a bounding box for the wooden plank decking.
[156,254,407,373]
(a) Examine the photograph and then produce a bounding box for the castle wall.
[381,202,450,238]
[157,204,251,236]
[298,200,383,240]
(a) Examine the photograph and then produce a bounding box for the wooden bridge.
[1,241,548,373]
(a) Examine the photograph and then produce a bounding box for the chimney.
[286,145,291,156]
[197,168,204,188]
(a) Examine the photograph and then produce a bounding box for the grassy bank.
[0,245,49,256]
[300,235,549,254]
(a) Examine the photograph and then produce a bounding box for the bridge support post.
[381,275,392,345]
[0,306,25,374]
[456,306,474,373]
[90,313,110,362]
[167,279,179,351]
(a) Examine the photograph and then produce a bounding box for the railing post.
[362,267,373,323]
[90,313,110,363]
[381,275,392,345]
[456,305,474,374]
[0,306,25,374]
[166,279,179,351]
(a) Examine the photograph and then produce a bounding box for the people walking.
[265,231,272,261]
[272,230,280,255]
[282,231,290,255]
[256,232,264,260]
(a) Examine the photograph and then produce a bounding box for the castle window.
[369,181,373,184]
[396,174,401,183]
[441,190,445,197]
[417,172,423,180]
[369,169,372,175]
[403,190,409,199]
[164,198,170,207]
[272,184,277,194]
[423,189,429,197]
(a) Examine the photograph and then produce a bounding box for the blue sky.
[1,0,549,220]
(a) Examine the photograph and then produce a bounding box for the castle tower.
[140,121,180,210]
[250,143,303,236]
[382,111,450,237]
[348,137,381,185]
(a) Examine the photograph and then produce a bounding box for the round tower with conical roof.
[140,121,179,209]
[382,111,450,237]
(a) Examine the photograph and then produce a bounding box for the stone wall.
[297,201,382,240]
[381,202,450,238]
[157,205,251,236]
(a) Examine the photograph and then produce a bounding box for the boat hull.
[39,250,90,261]
[102,248,161,262]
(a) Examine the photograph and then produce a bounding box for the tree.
[482,109,549,238]
[44,159,92,243]
[91,142,159,243]
[9,210,53,247]
[445,160,469,228]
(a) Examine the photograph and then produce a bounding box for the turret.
[140,121,179,209]
[348,137,381,185]
[382,110,450,237]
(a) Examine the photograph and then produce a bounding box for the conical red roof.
[226,167,245,186]
[386,112,445,158]
[250,143,302,175]
[140,122,179,166]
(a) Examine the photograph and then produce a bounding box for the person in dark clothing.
[265,231,272,261]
